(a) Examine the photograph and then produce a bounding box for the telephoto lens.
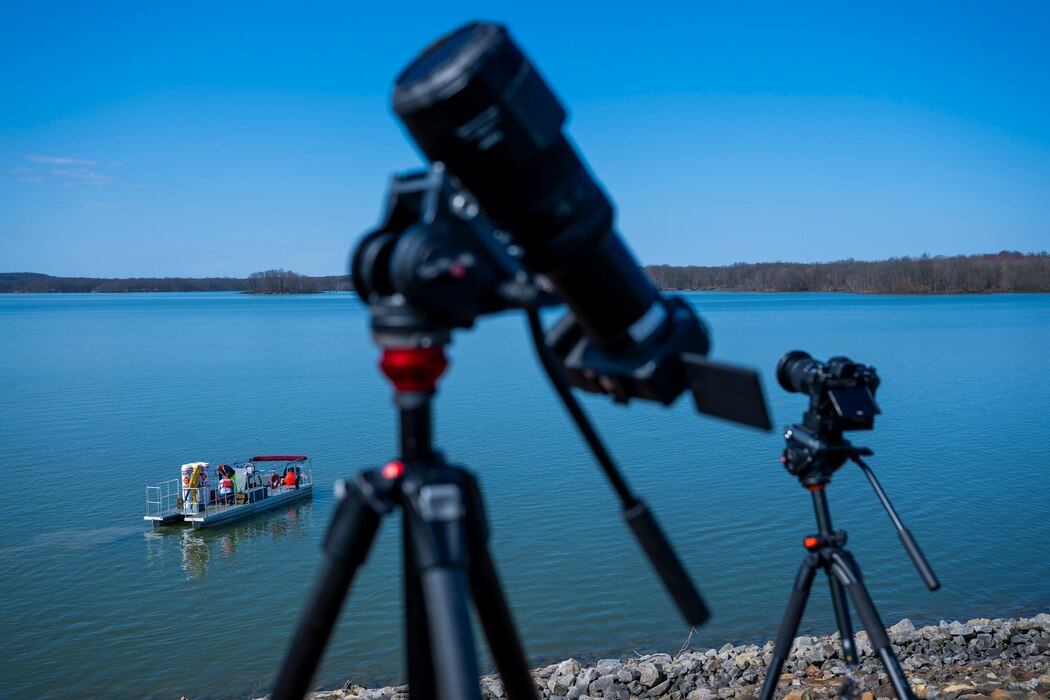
[391,22,670,354]
[777,350,820,394]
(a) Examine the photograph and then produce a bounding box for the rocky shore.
[287,614,1050,700]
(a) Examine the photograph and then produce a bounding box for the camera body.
[777,350,880,435]
[776,351,880,482]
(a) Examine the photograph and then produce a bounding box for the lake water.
[1,291,1048,699]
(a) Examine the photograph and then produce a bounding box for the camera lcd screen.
[828,387,879,418]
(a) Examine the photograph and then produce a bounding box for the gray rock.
[903,654,933,671]
[970,634,995,651]
[638,662,662,687]
[358,691,392,700]
[646,679,672,696]
[685,689,717,700]
[575,668,599,690]
[804,646,826,665]
[548,675,571,696]
[588,675,616,695]
[480,675,504,698]
[890,618,923,644]
[950,621,977,639]
[557,659,581,677]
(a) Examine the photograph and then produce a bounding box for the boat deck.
[145,466,314,530]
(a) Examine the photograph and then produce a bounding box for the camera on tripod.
[759,350,939,700]
[275,22,776,700]
[776,351,881,481]
[778,350,881,431]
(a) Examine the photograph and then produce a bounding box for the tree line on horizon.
[645,251,1050,294]
[0,269,353,294]
[1,252,1047,294]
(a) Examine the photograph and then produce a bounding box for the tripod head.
[352,164,550,350]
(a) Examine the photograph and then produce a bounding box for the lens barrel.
[776,350,819,394]
[392,22,665,351]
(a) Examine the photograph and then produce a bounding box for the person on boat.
[217,463,236,489]
[283,467,298,490]
[219,474,235,504]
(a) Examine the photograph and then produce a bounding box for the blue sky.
[2,1,1048,277]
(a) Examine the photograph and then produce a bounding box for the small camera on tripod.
[778,350,881,431]
[759,350,939,700]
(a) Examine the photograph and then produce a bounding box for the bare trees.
[245,269,320,294]
[644,252,1050,294]
[1,252,1045,294]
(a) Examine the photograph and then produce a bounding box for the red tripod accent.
[380,347,448,392]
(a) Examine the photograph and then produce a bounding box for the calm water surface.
[1,292,1048,699]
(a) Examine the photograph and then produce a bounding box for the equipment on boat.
[145,456,313,529]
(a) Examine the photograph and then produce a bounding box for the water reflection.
[143,501,313,579]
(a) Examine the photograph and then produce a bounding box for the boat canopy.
[251,455,308,462]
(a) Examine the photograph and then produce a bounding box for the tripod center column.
[809,486,836,537]
[380,347,449,461]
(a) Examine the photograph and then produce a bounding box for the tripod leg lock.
[406,479,472,570]
[805,530,848,551]
[418,484,467,522]
[828,551,859,587]
[323,476,389,565]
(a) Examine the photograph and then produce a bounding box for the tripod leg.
[829,551,916,700]
[420,567,483,700]
[406,480,484,700]
[469,549,537,699]
[273,477,386,700]
[404,508,436,700]
[758,555,819,700]
[459,474,535,699]
[827,574,858,664]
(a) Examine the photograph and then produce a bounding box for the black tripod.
[272,165,725,698]
[272,309,715,699]
[273,335,537,700]
[758,431,940,700]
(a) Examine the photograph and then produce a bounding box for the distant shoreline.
[3,252,1048,295]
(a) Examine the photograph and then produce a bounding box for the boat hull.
[144,484,313,530]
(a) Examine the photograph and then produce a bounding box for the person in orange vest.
[219,473,235,504]
[283,467,298,490]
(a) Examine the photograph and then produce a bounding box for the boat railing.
[145,479,181,518]
[181,466,312,517]
[179,484,214,514]
[253,463,313,493]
